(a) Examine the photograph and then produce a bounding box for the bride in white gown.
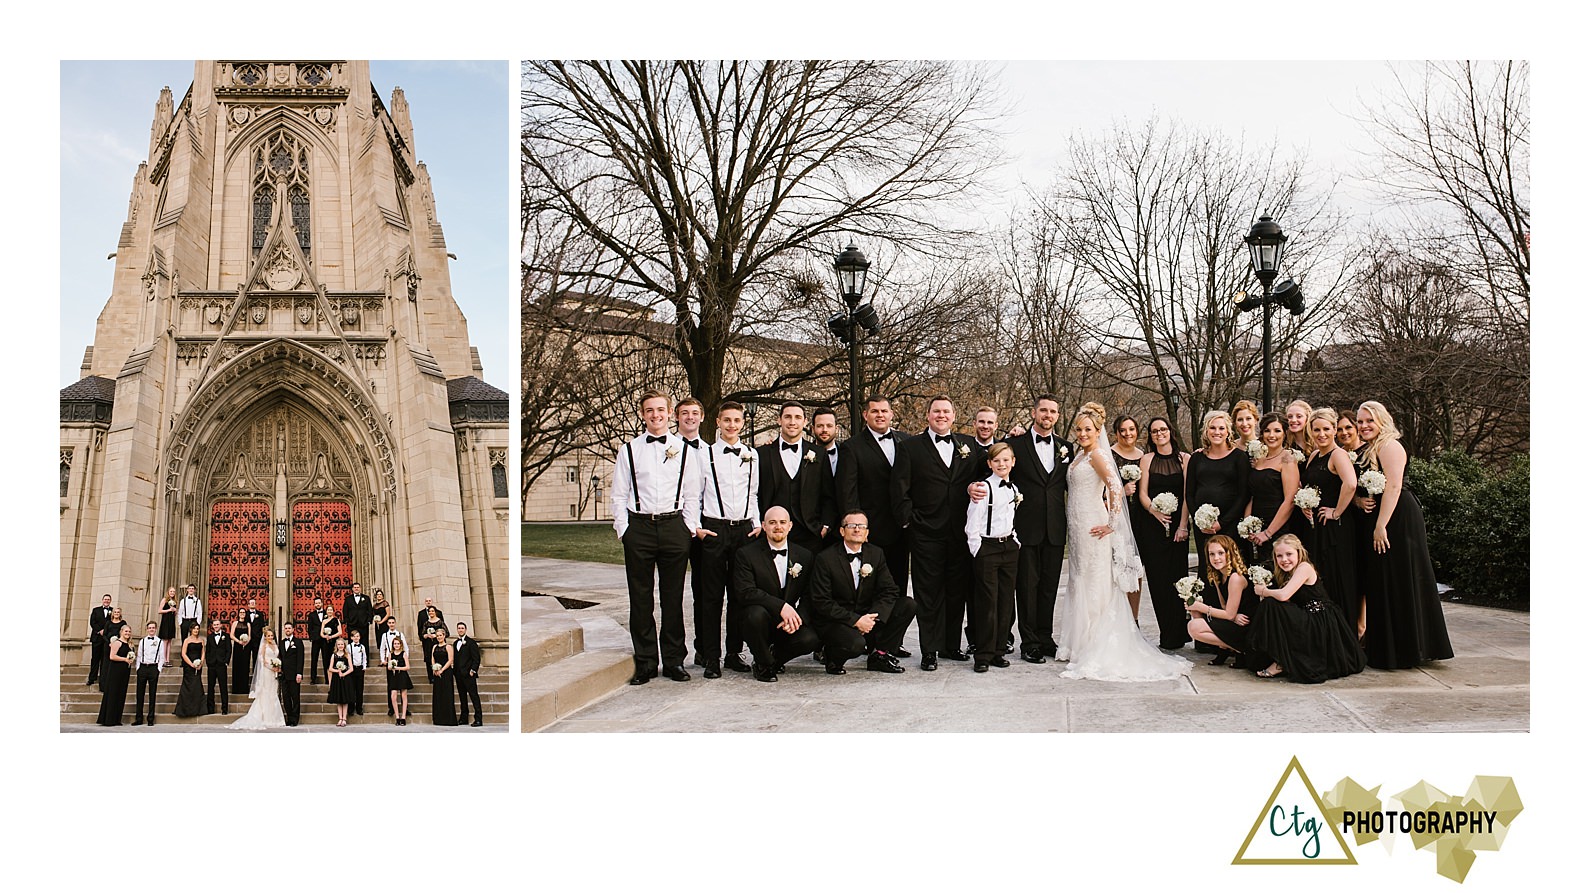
[1057,403,1190,681]
[230,627,286,729]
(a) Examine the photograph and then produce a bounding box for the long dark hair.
[1145,416,1185,457]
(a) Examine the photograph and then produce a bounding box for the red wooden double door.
[208,500,352,635]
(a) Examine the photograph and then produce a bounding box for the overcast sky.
[59,60,510,388]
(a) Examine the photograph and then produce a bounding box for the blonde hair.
[1357,400,1402,469]
[1200,410,1234,451]
[985,442,1014,461]
[1307,408,1340,452]
[1231,400,1260,443]
[1270,534,1313,586]
[1073,401,1107,434]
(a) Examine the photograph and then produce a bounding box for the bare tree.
[993,206,1103,416]
[521,60,1002,428]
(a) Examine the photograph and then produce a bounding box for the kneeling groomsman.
[730,506,819,682]
[692,401,762,678]
[612,390,703,685]
[808,512,916,674]
[966,443,1020,673]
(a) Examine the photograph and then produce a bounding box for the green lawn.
[522,522,624,565]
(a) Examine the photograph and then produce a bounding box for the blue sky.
[59,60,511,387]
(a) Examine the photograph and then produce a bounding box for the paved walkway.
[524,556,1528,733]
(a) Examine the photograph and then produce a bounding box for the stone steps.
[522,596,632,732]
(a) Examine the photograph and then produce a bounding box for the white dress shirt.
[177,594,202,623]
[966,474,1022,556]
[1032,429,1058,473]
[824,444,839,476]
[873,429,896,466]
[843,548,865,589]
[610,431,703,539]
[379,629,408,664]
[777,437,805,478]
[349,642,368,670]
[931,431,954,466]
[135,635,162,670]
[701,439,759,522]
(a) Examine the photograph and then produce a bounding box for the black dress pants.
[135,666,159,723]
[623,512,692,670]
[817,596,918,664]
[972,538,1019,663]
[207,663,229,714]
[691,517,755,663]
[740,604,821,668]
[909,529,970,655]
[281,678,300,725]
[456,672,481,723]
[1015,540,1064,656]
[311,638,329,683]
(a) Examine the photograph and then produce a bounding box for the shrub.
[1406,452,1529,605]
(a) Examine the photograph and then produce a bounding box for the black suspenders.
[626,437,689,513]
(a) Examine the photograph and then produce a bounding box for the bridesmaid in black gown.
[96,627,134,726]
[173,625,207,717]
[1110,415,1149,622]
[1300,408,1360,625]
[230,609,253,695]
[1354,402,1454,670]
[1338,411,1373,640]
[1242,413,1299,568]
[420,607,448,683]
[1137,417,1192,649]
[327,640,353,727]
[1247,534,1366,683]
[1185,410,1250,584]
[430,635,457,726]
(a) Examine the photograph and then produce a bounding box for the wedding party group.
[611,388,1452,688]
[87,583,487,729]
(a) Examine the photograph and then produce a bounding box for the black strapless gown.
[1247,465,1285,568]
[174,641,206,716]
[1248,578,1366,683]
[1302,451,1360,624]
[1186,448,1250,580]
[431,645,457,726]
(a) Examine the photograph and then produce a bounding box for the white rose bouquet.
[1193,503,1220,534]
[1237,515,1264,538]
[238,633,250,645]
[1150,492,1179,534]
[1289,448,1306,465]
[1175,575,1205,607]
[1246,565,1273,588]
[268,657,281,672]
[1246,440,1266,460]
[1360,469,1387,496]
[1119,464,1140,483]
[432,662,445,675]
[1293,486,1321,525]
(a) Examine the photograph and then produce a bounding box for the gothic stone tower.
[60,61,509,664]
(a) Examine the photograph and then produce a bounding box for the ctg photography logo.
[1232,756,1523,883]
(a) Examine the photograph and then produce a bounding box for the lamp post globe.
[1242,215,1288,413]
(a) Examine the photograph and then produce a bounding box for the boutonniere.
[1012,490,1024,506]
[804,449,816,463]
[788,563,803,578]
[859,563,873,578]
[956,443,971,459]
[664,445,680,461]
[1057,445,1070,460]
[740,452,754,465]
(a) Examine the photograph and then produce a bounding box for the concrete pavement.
[524,555,1528,733]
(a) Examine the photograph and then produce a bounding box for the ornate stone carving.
[261,243,302,291]
[250,303,268,325]
[205,303,221,324]
[176,343,209,364]
[297,303,314,325]
[234,63,265,87]
[340,303,359,326]
[311,106,335,128]
[489,449,507,468]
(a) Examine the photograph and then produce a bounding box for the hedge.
[1405,451,1529,605]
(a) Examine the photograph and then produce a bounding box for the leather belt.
[629,510,683,522]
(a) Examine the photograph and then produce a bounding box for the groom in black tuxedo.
[999,394,1073,662]
[807,512,916,674]
[278,623,304,726]
[893,395,983,670]
[730,506,820,682]
[205,618,232,714]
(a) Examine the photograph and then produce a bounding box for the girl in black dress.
[230,608,253,695]
[1185,410,1249,584]
[1301,408,1360,625]
[173,624,207,717]
[96,626,134,726]
[387,636,413,726]
[327,639,353,726]
[157,587,178,667]
[1187,535,1252,665]
[1354,401,1454,670]
[431,633,457,726]
[1110,416,1148,621]
[1137,417,1191,649]
[1242,412,1299,568]
[1248,535,1366,683]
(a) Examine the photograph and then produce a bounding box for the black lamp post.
[827,242,879,433]
[1238,215,1305,413]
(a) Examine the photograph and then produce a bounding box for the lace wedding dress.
[229,641,286,729]
[1057,446,1191,681]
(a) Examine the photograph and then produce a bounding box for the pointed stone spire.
[390,86,414,152]
[149,86,173,160]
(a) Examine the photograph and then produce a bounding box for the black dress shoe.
[890,646,912,659]
[752,663,778,683]
[1020,652,1047,664]
[920,652,938,672]
[990,656,1011,668]
[974,661,990,673]
[703,659,722,679]
[629,667,658,685]
[941,649,970,661]
[867,651,905,674]
[662,665,691,682]
[812,646,825,663]
[1040,645,1058,658]
[825,662,847,675]
[471,719,483,727]
[132,719,143,726]
[723,654,752,673]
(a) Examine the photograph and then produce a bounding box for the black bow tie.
[934,434,953,444]
[782,442,800,452]
[1035,434,1051,444]
[876,433,891,442]
[646,435,667,444]
[826,447,836,455]
[723,445,741,455]
[770,548,787,556]
[683,438,701,449]
[848,553,862,564]
[997,480,1012,488]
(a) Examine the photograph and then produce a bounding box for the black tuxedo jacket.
[244,610,266,644]
[206,633,232,667]
[893,432,985,536]
[343,594,373,629]
[278,638,305,677]
[90,606,113,643]
[808,542,901,627]
[757,438,836,541]
[730,539,813,616]
[454,637,482,675]
[309,610,329,643]
[1004,431,1075,546]
[836,430,904,546]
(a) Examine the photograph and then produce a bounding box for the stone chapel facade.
[60,61,509,665]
